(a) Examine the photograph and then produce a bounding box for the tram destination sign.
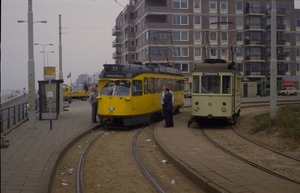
[203,72,219,76]
[104,73,126,78]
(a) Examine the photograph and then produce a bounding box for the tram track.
[51,124,202,193]
[199,126,300,185]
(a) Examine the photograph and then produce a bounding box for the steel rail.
[132,127,165,193]
[200,127,300,185]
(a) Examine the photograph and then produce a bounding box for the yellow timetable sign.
[44,66,56,80]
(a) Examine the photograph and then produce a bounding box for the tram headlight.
[109,105,115,111]
[194,106,200,112]
[221,107,227,112]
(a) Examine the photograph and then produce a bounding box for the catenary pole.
[270,0,277,119]
[28,0,36,129]
[59,15,63,112]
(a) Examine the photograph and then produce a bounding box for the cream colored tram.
[191,59,242,124]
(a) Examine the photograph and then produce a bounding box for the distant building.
[112,0,300,95]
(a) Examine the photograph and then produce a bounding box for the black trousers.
[164,109,173,127]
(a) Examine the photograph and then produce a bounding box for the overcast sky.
[1,0,129,91]
[1,0,300,92]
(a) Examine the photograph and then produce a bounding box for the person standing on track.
[88,87,98,123]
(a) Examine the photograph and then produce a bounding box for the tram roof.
[99,63,183,79]
[193,59,238,73]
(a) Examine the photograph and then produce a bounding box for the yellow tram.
[97,63,184,127]
[191,59,242,124]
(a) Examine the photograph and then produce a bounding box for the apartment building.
[112,0,300,95]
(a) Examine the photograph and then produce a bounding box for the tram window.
[173,79,177,91]
[202,76,220,94]
[193,76,200,93]
[100,80,130,96]
[149,78,155,94]
[144,78,148,94]
[157,78,162,92]
[222,76,231,94]
[168,79,173,91]
[100,82,114,95]
[132,80,142,96]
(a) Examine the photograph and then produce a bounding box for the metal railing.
[0,99,39,133]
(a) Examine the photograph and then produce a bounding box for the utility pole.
[270,0,277,119]
[27,0,36,129]
[59,15,63,112]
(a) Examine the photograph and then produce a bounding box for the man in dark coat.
[163,87,174,127]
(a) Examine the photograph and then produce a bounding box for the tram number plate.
[203,72,219,76]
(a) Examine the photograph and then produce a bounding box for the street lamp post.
[17,1,47,129]
[40,51,55,66]
[34,43,53,67]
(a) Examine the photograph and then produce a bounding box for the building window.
[283,3,291,13]
[220,1,227,10]
[194,31,201,41]
[297,63,300,71]
[284,63,290,72]
[148,47,168,55]
[236,32,243,41]
[221,48,227,56]
[147,30,168,39]
[210,16,217,24]
[296,33,300,42]
[284,19,290,29]
[236,17,243,26]
[221,16,227,25]
[284,33,290,43]
[173,47,189,57]
[236,47,243,56]
[172,31,188,41]
[296,19,300,27]
[131,40,135,47]
[297,48,300,57]
[172,15,188,25]
[172,0,188,9]
[174,63,189,72]
[195,47,201,56]
[210,47,217,57]
[236,1,243,11]
[131,54,135,60]
[251,63,261,72]
[221,32,227,41]
[194,0,201,9]
[194,15,201,25]
[237,63,243,72]
[209,0,217,9]
[284,48,290,57]
[210,32,217,41]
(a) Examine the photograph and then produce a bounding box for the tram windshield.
[202,75,221,94]
[100,80,130,96]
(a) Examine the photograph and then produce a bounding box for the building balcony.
[245,55,265,61]
[245,70,284,76]
[244,39,265,46]
[265,8,286,15]
[245,24,265,31]
[112,51,122,59]
[245,7,265,15]
[145,0,167,7]
[265,39,286,46]
[266,24,285,31]
[266,54,286,61]
[112,39,122,47]
[112,25,121,36]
